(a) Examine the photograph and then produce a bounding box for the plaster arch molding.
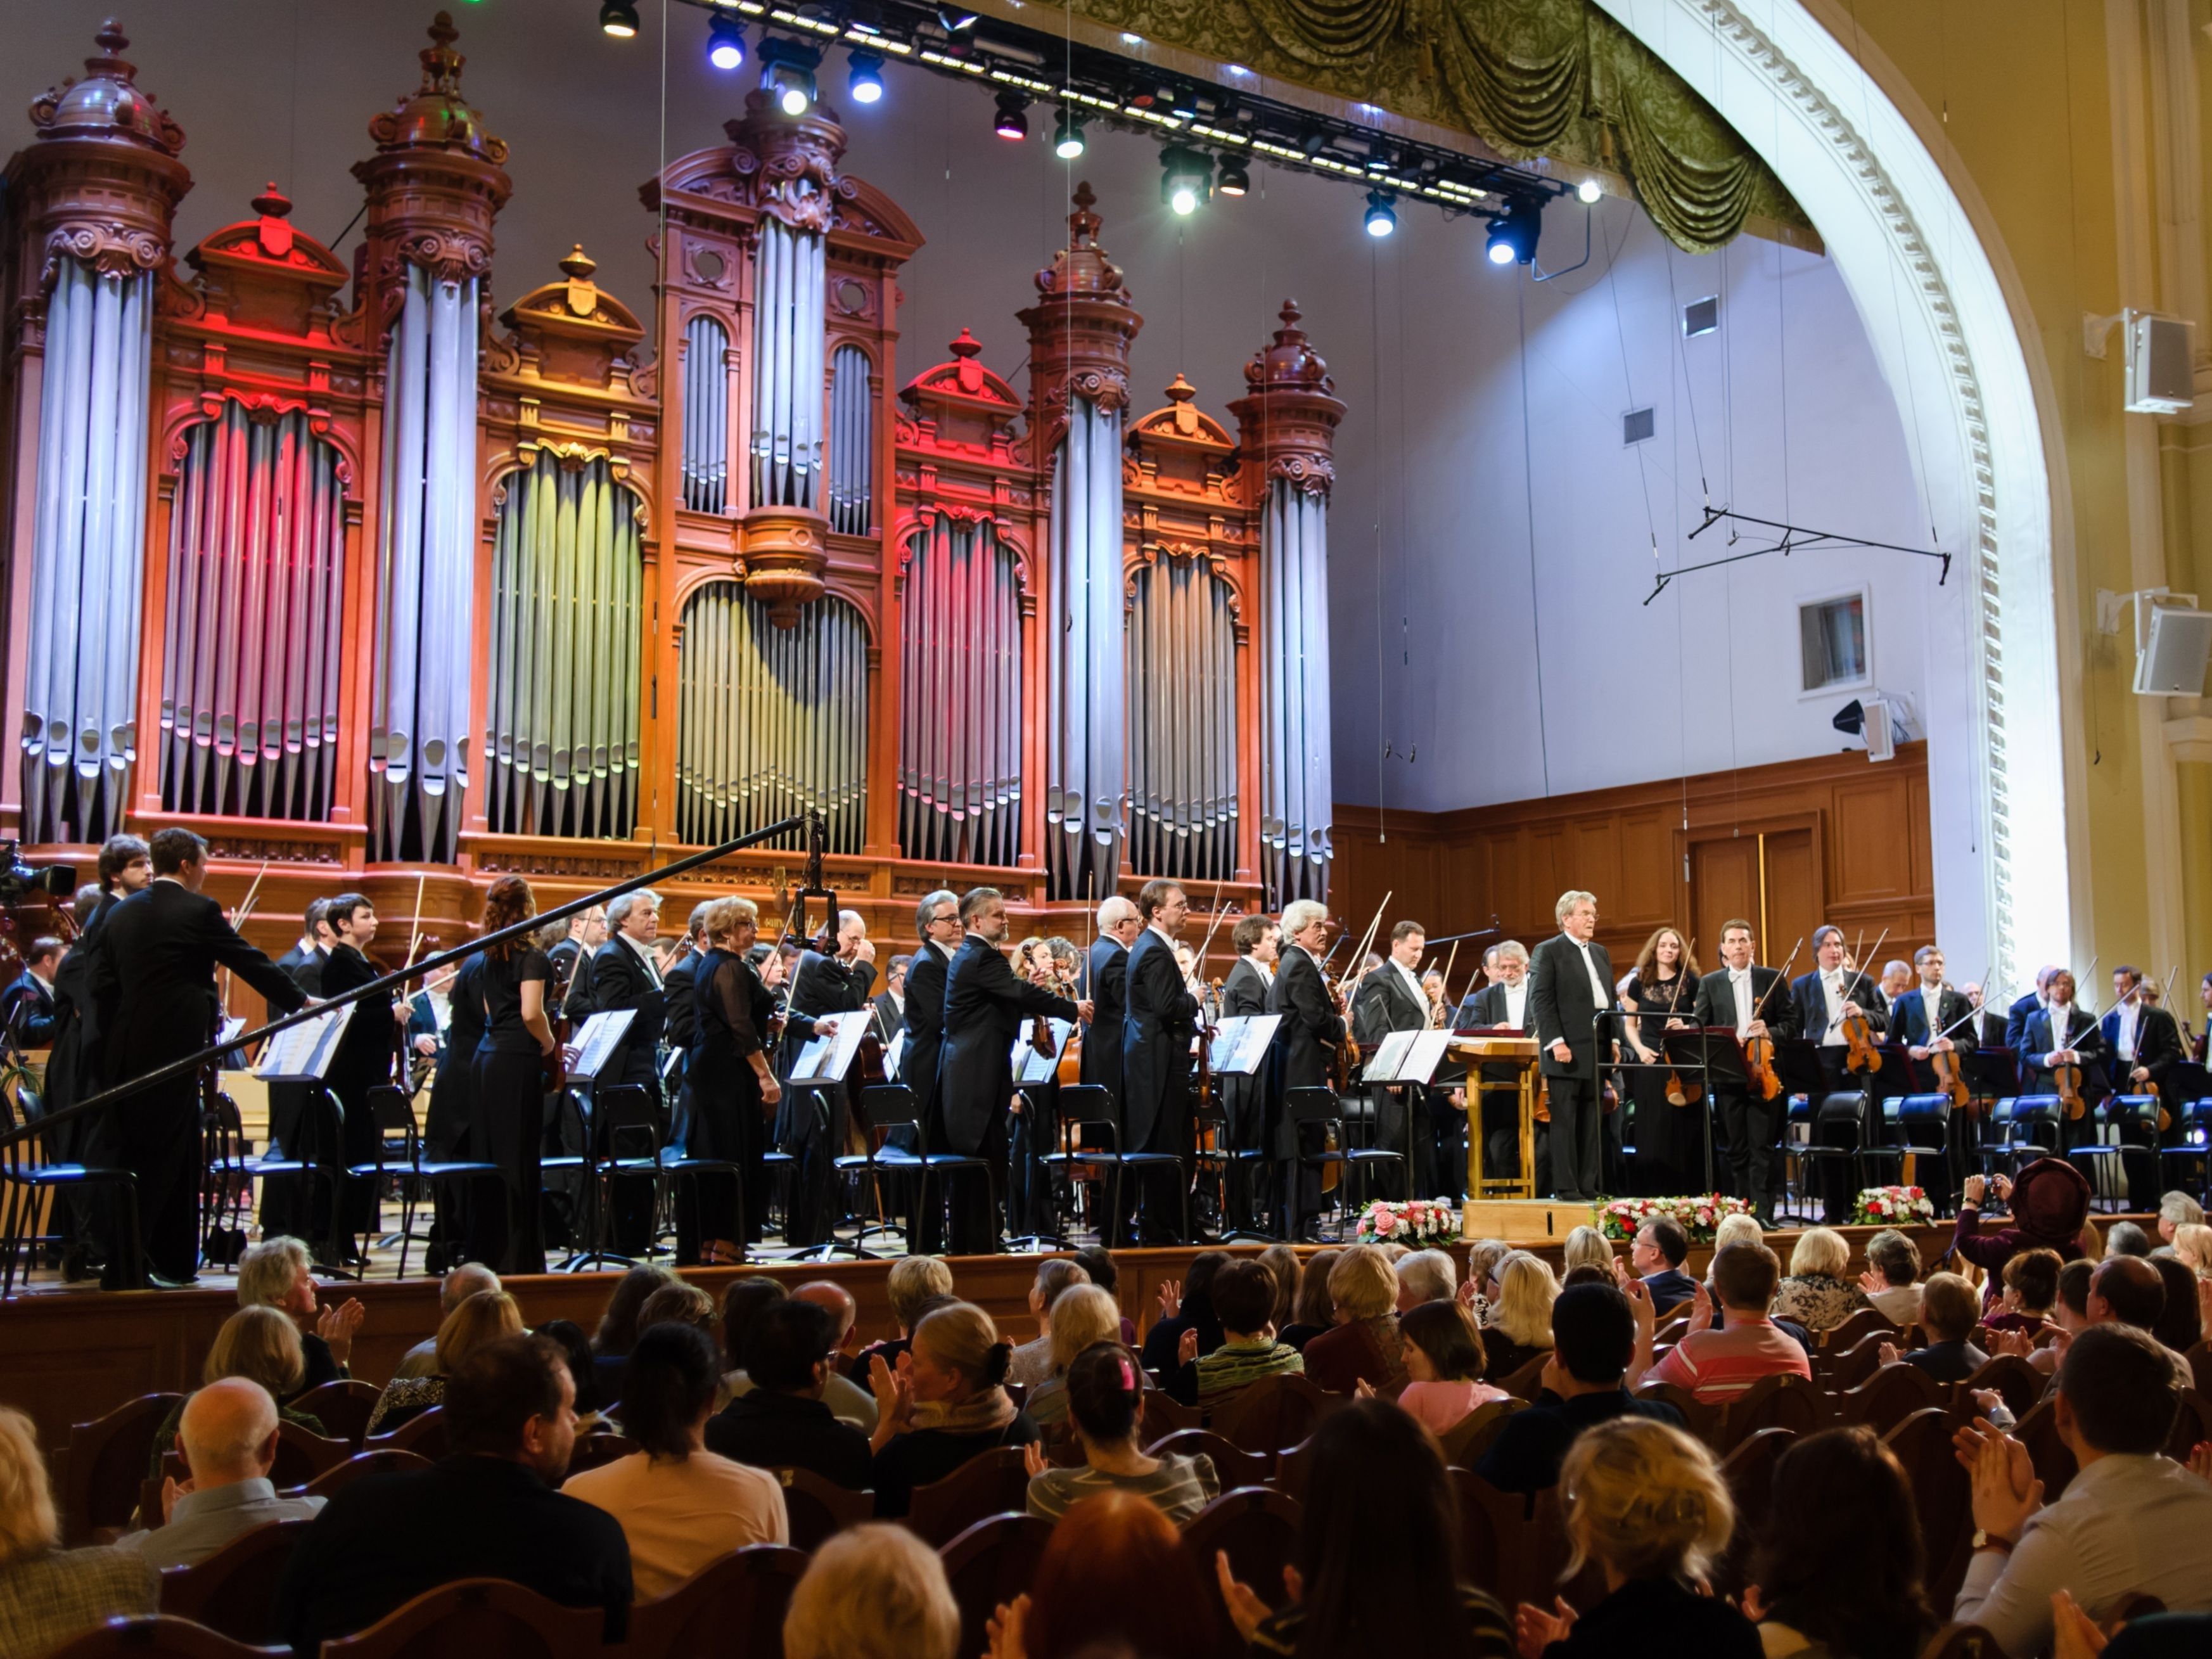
[1597,0,2077,985]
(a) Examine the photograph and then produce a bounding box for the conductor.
[1527,889,1615,1203]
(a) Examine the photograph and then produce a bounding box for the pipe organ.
[0,15,1348,947]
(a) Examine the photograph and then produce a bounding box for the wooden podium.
[1448,1032,1542,1227]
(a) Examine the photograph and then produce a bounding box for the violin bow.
[1339,891,1393,999]
[1749,937,1805,1023]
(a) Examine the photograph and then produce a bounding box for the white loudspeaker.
[2125,313,2194,414]
[2135,604,2212,695]
[1862,700,1895,762]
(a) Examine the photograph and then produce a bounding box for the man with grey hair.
[1529,891,1614,1202]
[1270,898,1345,1238]
[1395,1248,1456,1310]
[1464,940,1538,1182]
[117,1377,325,1568]
[1082,895,1143,1105]
[583,889,666,1255]
[395,1262,503,1379]
[895,890,961,1181]
[777,911,880,1245]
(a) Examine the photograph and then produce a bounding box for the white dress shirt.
[2114,999,2139,1061]
[1391,959,1426,1024]
[620,929,663,989]
[2042,1001,2078,1063]
[1921,983,1942,1041]
[1500,979,1528,1030]
[1571,937,1608,1008]
[1729,968,1756,1039]
[1819,970,1849,1046]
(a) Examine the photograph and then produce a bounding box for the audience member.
[1745,1426,1934,1659]
[1010,1259,1091,1388]
[1277,1246,1341,1351]
[868,1302,1039,1516]
[1881,1272,1987,1383]
[1952,1324,2212,1653]
[1140,1250,1227,1376]
[791,1281,879,1430]
[990,1489,1215,1659]
[237,1236,364,1393]
[1628,1217,1697,1316]
[276,1335,632,1654]
[1464,1238,1512,1322]
[1384,1300,1507,1435]
[1256,1242,1301,1332]
[1984,1247,2061,1335]
[1998,1257,2100,1376]
[2147,1255,2201,1352]
[705,1299,872,1489]
[591,1264,680,1402]
[1397,1247,1459,1309]
[714,1275,789,1397]
[1514,1418,1761,1659]
[1560,1264,1611,1289]
[2104,1220,2152,1259]
[395,1263,501,1379]
[1644,1244,1811,1404]
[1022,1285,1125,1428]
[118,1380,324,1570]
[2090,1256,2165,1333]
[850,1255,956,1382]
[2171,1222,2212,1278]
[1953,1161,2092,1307]
[1857,1229,1925,1325]
[1478,1283,1682,1496]
[1190,1259,1303,1408]
[147,1306,329,1479]
[1479,1253,1558,1384]
[1071,1245,1139,1345]
[1023,1343,1218,1523]
[1301,1245,1409,1394]
[2156,1190,2204,1244]
[1561,1226,1613,1279]
[784,1524,959,1659]
[1217,1400,1513,1656]
[536,1320,606,1422]
[563,1321,786,1598]
[637,1281,719,1340]
[0,1406,159,1659]
[365,1288,524,1435]
[1711,1213,1765,1252]
[1771,1227,1868,1332]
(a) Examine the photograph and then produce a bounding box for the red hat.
[2009,1156,2092,1245]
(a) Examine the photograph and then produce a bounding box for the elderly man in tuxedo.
[1082,895,1142,1106]
[1267,899,1342,1239]
[1466,940,1539,1186]
[1528,890,1616,1203]
[1120,880,1201,1243]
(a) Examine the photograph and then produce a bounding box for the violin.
[2054,1058,2087,1121]
[541,944,577,1094]
[1841,1008,1883,1075]
[1656,955,1700,1107]
[1930,1044,1972,1115]
[1745,1032,1784,1102]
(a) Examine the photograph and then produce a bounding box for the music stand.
[789,1017,886,1260]
[1654,1025,1748,1196]
[567,1011,639,1084]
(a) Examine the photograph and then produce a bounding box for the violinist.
[1468,941,1539,1186]
[1891,945,1973,1211]
[1121,880,1201,1244]
[1083,895,1142,1106]
[873,954,909,1045]
[1528,890,1617,1205]
[1449,945,1502,1027]
[1221,916,1281,1224]
[2100,966,2184,1095]
[1692,920,1797,1227]
[899,889,960,1243]
[1267,898,1341,1240]
[1622,927,1702,1198]
[2016,967,2104,1139]
[1007,936,1069,1238]
[1960,980,2011,1050]
[1353,921,1457,1200]
[1791,925,1889,1093]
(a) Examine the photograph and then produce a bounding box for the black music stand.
[1658,1026,1748,1196]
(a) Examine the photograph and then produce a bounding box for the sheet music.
[1395,1028,1452,1086]
[217,1016,246,1049]
[255,1002,359,1082]
[1208,1014,1282,1076]
[885,1028,907,1082]
[1364,1028,1418,1084]
[568,1010,637,1080]
[791,1015,873,1084]
[1011,1018,1073,1085]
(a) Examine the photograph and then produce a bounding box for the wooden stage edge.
[0,1217,2153,1451]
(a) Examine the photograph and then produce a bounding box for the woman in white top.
[564,1321,787,1598]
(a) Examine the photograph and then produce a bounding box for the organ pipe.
[828,343,872,535]
[1127,554,1239,883]
[1045,396,1127,897]
[898,515,1022,865]
[1261,480,1334,903]
[750,217,825,512]
[682,314,729,513]
[160,406,347,821]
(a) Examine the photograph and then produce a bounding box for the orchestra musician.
[1691,919,1796,1226]
[1082,895,1142,1105]
[1353,921,1459,1201]
[1122,880,1201,1244]
[1450,945,1502,1025]
[1467,940,1538,1189]
[421,951,485,1272]
[1007,938,1066,1239]
[1,938,63,1049]
[2005,965,2059,1056]
[2016,967,2106,1142]
[2102,966,2185,1096]
[405,963,455,1096]
[585,889,667,1256]
[898,890,959,1229]
[545,904,606,1025]
[469,876,557,1276]
[1220,914,1281,1227]
[1267,897,1341,1240]
[1791,925,1889,1220]
[1528,890,1616,1204]
[780,909,879,1246]
[275,899,331,996]
[937,887,1087,1254]
[1960,981,2009,1050]
[1620,926,1702,1198]
[1891,944,1974,1209]
[874,954,909,1045]
[314,894,404,1260]
[261,897,332,1240]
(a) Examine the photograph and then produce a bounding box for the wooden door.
[1761,828,1820,969]
[1692,836,1758,965]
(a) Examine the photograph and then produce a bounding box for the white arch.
[1597,0,2081,984]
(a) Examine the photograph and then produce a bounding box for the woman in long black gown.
[1623,926,1705,1196]
[471,877,555,1274]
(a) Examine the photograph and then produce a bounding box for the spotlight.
[1364,189,1396,238]
[599,1,640,39]
[847,49,883,103]
[1160,144,1211,215]
[1053,110,1087,160]
[993,91,1029,140]
[1485,193,1544,266]
[758,37,819,117]
[707,16,746,70]
[937,6,980,29]
[1577,177,1602,204]
[1167,85,1199,120]
[1298,130,1329,157]
[1216,158,1249,196]
[1364,149,1391,174]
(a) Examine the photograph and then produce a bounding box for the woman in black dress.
[1623,926,1704,1196]
[423,950,487,1269]
[471,877,555,1274]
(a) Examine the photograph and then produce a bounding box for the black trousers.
[1008,1084,1058,1238]
[1545,1075,1603,1199]
[474,1047,547,1275]
[104,1080,201,1284]
[1717,1089,1784,1220]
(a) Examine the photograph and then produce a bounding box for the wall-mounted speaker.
[2134,603,2212,695]
[2125,313,2194,414]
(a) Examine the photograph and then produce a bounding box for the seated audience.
[1560,1264,1611,1289]
[1276,1246,1341,1352]
[1644,1243,1812,1404]
[0,1406,160,1659]
[1746,1426,1934,1659]
[1771,1227,1868,1332]
[1383,1300,1507,1435]
[1998,1256,2099,1376]
[1398,1247,1459,1309]
[1301,1245,1409,1395]
[990,1490,1216,1659]
[1140,1250,1227,1377]
[1009,1259,1090,1388]
[1478,1253,1558,1384]
[2148,1255,2202,1353]
[1191,1259,1303,1409]
[1217,1400,1512,1656]
[1857,1228,1925,1326]
[2090,1255,2166,1333]
[2104,1220,2152,1259]
[849,1255,956,1383]
[564,1321,786,1598]
[630,1282,726,1407]
[1257,1242,1301,1333]
[791,1280,879,1431]
[537,1320,608,1424]
[1478,1283,1683,1496]
[148,1305,329,1478]
[1711,1212,1765,1252]
[1984,1246,2062,1335]
[707,1300,873,1487]
[1464,1238,1512,1323]
[395,1262,501,1379]
[2172,1222,2212,1278]
[276,1335,632,1654]
[1071,1245,1139,1345]
[119,1379,324,1570]
[784,1523,959,1659]
[1881,1272,1986,1383]
[1514,1417,1761,1658]
[1953,1323,2212,1654]
[1024,1342,1218,1523]
[1953,1161,2092,1307]
[237,1235,364,1394]
[1628,1216,1698,1316]
[2157,1190,2204,1244]
[1562,1226,1614,1279]
[1021,1285,1126,1428]
[590,1263,680,1404]
[364,1287,524,1435]
[868,1302,1039,1516]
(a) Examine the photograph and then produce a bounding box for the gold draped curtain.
[1064,0,1812,253]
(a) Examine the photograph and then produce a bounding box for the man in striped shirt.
[1641,1242,1811,1404]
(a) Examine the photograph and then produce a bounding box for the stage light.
[1168,86,1199,120]
[994,91,1030,139]
[938,6,980,29]
[1577,177,1602,204]
[600,2,640,39]
[1160,145,1210,215]
[1216,158,1250,196]
[759,37,819,117]
[1365,149,1391,174]
[1053,111,1087,159]
[847,49,884,103]
[707,16,746,70]
[1364,189,1396,238]
[1486,237,1515,266]
[1485,194,1543,266]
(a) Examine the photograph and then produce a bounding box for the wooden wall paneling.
[1689,833,1758,966]
[1763,824,1823,964]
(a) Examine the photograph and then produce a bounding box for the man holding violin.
[1890,945,1974,1212]
[1122,879,1201,1244]
[2016,967,2106,1139]
[1692,919,1796,1226]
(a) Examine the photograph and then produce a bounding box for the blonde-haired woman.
[1481,1253,1558,1384]
[784,1523,959,1659]
[363,1288,526,1434]
[2172,1222,2212,1278]
[1513,1417,1761,1658]
[0,1407,160,1659]
[867,1302,1039,1516]
[1301,1245,1407,1395]
[146,1305,329,1480]
[1771,1227,1867,1333]
[1023,1284,1125,1429]
[1562,1226,1614,1279]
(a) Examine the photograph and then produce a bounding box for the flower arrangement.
[1596,1194,1750,1244]
[1354,1198,1459,1246]
[1853,1185,1935,1226]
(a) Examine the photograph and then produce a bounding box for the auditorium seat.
[905,1446,1030,1547]
[362,1404,446,1459]
[623,1545,805,1659]
[1838,1361,1947,1434]
[1632,1379,1720,1447]
[1917,1624,2001,1659]
[1497,1352,1550,1402]
[1437,1397,1529,1471]
[2012,1398,2079,1499]
[1447,1466,1540,1608]
[1824,1328,1892,1395]
[317,1577,611,1659]
[772,1464,873,1553]
[1718,1373,1827,1451]
[1208,1372,1339,1455]
[158,1518,312,1644]
[1958,1354,2043,1423]
[267,1418,352,1489]
[1713,1428,1796,1598]
[1178,1487,1302,1656]
[296,1448,433,1497]
[289,1380,382,1449]
[1822,1305,1901,1354]
[61,1392,184,1544]
[559,1433,638,1480]
[938,1513,1052,1659]
[1144,1427,1270,1489]
[2163,1390,2212,1464]
[44,1616,284,1659]
[1884,1407,1974,1606]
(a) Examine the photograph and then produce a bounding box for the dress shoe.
[147,1271,200,1291]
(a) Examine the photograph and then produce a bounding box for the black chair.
[561,1084,663,1271]
[1770,1092,1815,1223]
[2082,1093,2162,1212]
[1040,1084,1182,1247]
[1189,1089,1270,1243]
[1282,1087,1350,1234]
[347,1086,497,1279]
[1,1082,141,1295]
[814,1078,904,1259]
[1331,1089,1407,1207]
[239,1084,353,1274]
[1978,1095,2061,1179]
[2159,1086,2212,1193]
[1800,1091,1870,1217]
[859,1081,1001,1251]
[1859,1092,1952,1200]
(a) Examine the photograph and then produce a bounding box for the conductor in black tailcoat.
[1220,915,1281,1224]
[1527,889,1616,1203]
[93,828,309,1288]
[1268,898,1345,1239]
[1121,880,1201,1243]
[933,887,1088,1255]
[1082,897,1142,1105]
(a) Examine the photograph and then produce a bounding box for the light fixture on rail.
[1485,193,1544,266]
[1160,145,1211,215]
[993,91,1030,139]
[1363,188,1396,238]
[847,48,884,103]
[1577,177,1602,203]
[937,6,980,30]
[758,37,820,116]
[706,15,746,70]
[1216,157,1250,196]
[1052,110,1087,159]
[599,1,640,39]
